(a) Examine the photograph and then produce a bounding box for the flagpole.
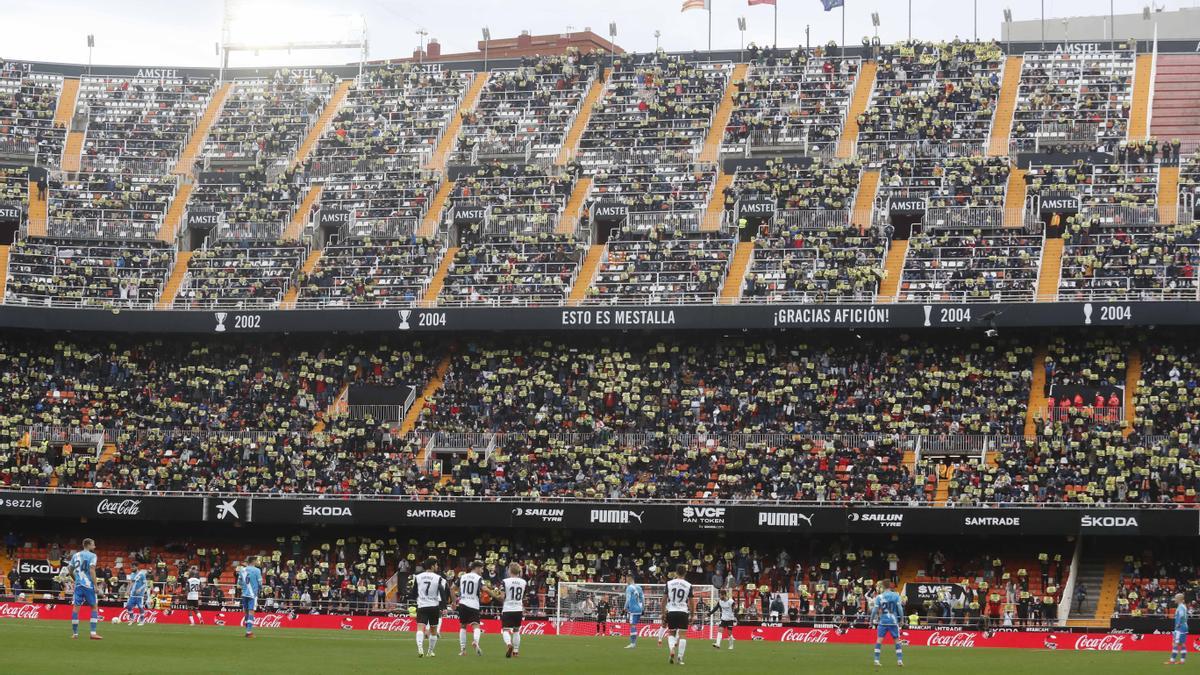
[773,2,778,49]
[708,6,712,51]
[841,2,846,57]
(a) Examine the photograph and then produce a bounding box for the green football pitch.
[0,619,1181,674]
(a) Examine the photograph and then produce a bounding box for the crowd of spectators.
[1011,48,1134,153]
[46,170,176,240]
[189,164,306,233]
[202,69,334,164]
[0,165,29,207]
[1117,549,1200,617]
[585,226,733,304]
[4,239,173,307]
[445,161,576,234]
[722,49,859,156]
[174,241,303,308]
[1059,217,1200,301]
[0,65,65,165]
[589,159,716,215]
[1027,161,1159,209]
[743,222,886,302]
[298,237,444,307]
[578,52,729,167]
[899,228,1041,302]
[857,40,1003,156]
[439,233,582,306]
[453,52,594,164]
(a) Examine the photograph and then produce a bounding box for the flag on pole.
[748,0,776,5]
[821,0,844,10]
[681,0,710,11]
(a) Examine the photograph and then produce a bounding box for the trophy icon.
[214,312,227,332]
[923,305,932,327]
[1083,303,1093,325]
[398,309,411,331]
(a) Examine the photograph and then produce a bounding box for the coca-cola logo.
[118,609,159,624]
[1074,634,1126,651]
[367,617,414,632]
[254,614,286,628]
[0,604,41,619]
[519,622,549,635]
[926,631,978,647]
[96,499,142,516]
[780,628,831,643]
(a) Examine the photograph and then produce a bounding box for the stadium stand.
[1010,48,1135,154]
[0,64,66,166]
[584,226,734,304]
[298,236,445,306]
[45,170,177,240]
[4,238,173,307]
[173,240,304,308]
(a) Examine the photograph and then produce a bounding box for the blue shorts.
[124,595,144,610]
[629,612,642,625]
[1175,630,1188,644]
[241,596,257,612]
[877,624,900,641]
[73,586,96,607]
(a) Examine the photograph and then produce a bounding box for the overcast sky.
[2,0,1198,69]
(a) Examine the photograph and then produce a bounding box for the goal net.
[555,582,717,640]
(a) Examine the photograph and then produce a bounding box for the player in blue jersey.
[623,573,645,649]
[238,555,264,638]
[69,538,102,640]
[123,561,150,625]
[1168,592,1189,666]
[870,580,904,667]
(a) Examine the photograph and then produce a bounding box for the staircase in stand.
[701,172,733,232]
[1158,165,1180,225]
[174,82,232,177]
[291,79,352,170]
[402,355,452,438]
[836,61,877,159]
[156,183,193,242]
[0,245,9,300]
[1150,54,1200,143]
[156,251,193,309]
[27,179,47,237]
[421,246,457,304]
[988,56,1023,156]
[53,77,80,128]
[557,177,592,235]
[1003,167,1027,228]
[567,244,605,304]
[282,249,323,309]
[851,169,880,230]
[282,185,322,241]
[61,131,84,172]
[1025,346,1048,437]
[1068,554,1122,628]
[1124,349,1141,437]
[875,240,907,302]
[718,242,754,302]
[311,383,349,433]
[1035,237,1063,302]
[418,180,454,238]
[1127,54,1153,141]
[426,72,490,172]
[699,63,748,163]
[556,69,609,165]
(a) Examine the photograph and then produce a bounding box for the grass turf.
[0,618,1181,674]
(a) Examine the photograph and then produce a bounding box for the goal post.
[555,582,717,640]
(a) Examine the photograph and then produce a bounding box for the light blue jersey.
[238,565,263,599]
[874,591,902,627]
[70,550,97,589]
[1177,603,1190,634]
[128,569,148,597]
[625,583,644,615]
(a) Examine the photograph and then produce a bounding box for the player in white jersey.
[185,566,203,625]
[664,564,695,666]
[412,557,448,658]
[496,562,528,659]
[452,560,485,656]
[708,589,737,650]
[69,538,102,640]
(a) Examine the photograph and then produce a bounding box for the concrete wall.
[1002,7,1200,43]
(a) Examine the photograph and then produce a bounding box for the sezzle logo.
[590,509,643,524]
[511,507,565,522]
[1073,635,1126,651]
[1080,515,1138,528]
[518,622,549,635]
[926,632,977,648]
[780,629,831,643]
[848,512,904,527]
[303,505,352,517]
[682,506,727,529]
[757,512,814,528]
[0,604,41,619]
[406,508,455,519]
[367,617,415,632]
[97,498,142,516]
[964,516,1020,527]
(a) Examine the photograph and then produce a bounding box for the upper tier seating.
[1010,49,1135,154]
[4,238,172,307]
[0,65,65,166]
